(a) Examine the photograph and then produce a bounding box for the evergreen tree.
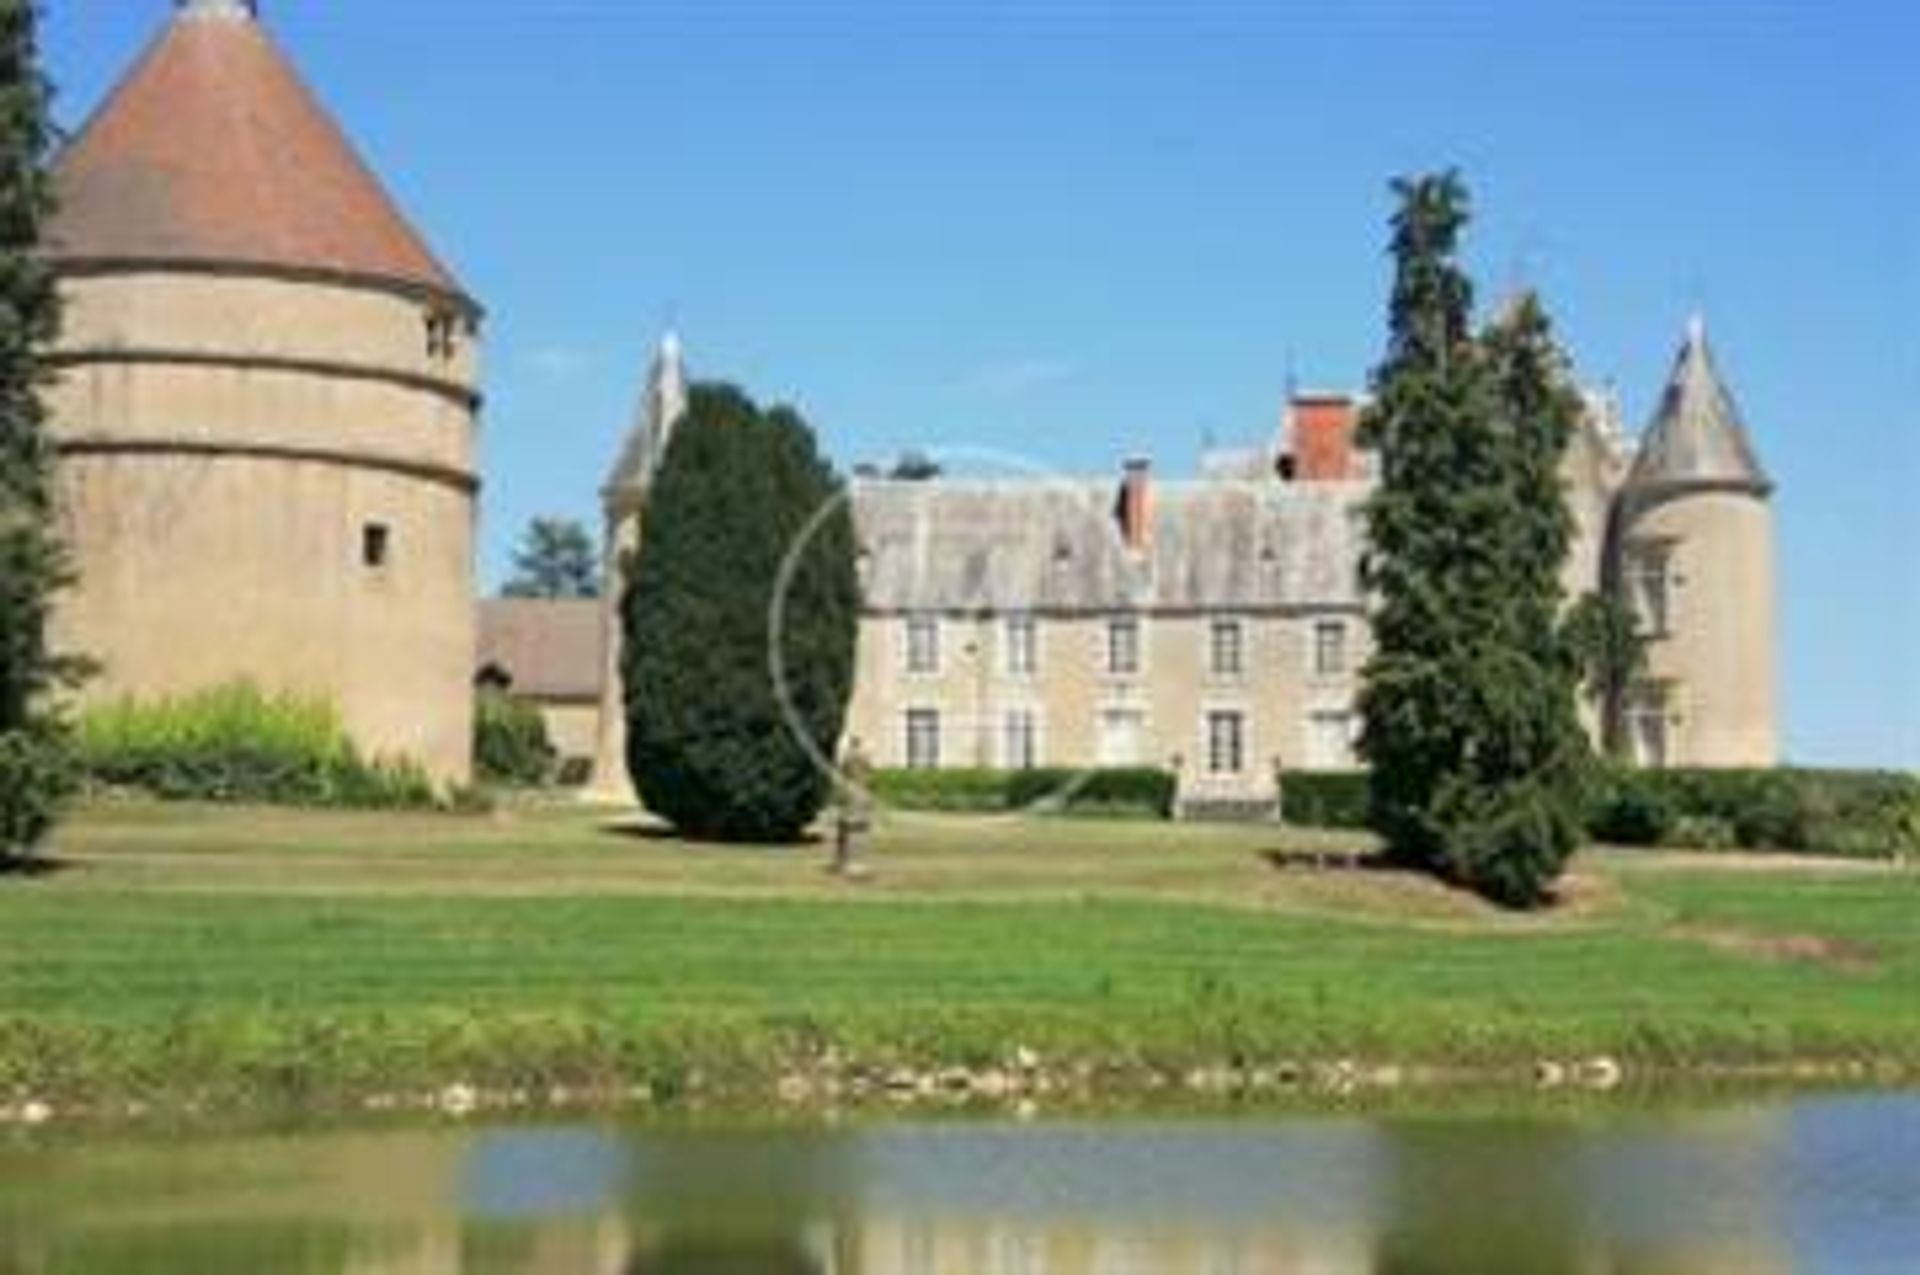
[1355,172,1487,877]
[621,383,859,842]
[501,516,599,599]
[1564,590,1647,761]
[1454,293,1592,904]
[0,0,77,860]
[1355,173,1590,908]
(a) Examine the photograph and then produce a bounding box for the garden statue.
[831,738,874,879]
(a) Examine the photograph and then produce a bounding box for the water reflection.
[0,1093,1915,1274]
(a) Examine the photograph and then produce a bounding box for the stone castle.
[52,2,1777,801]
[576,321,1774,809]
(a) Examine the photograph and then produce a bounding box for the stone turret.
[47,0,482,783]
[589,333,689,799]
[1610,317,1776,767]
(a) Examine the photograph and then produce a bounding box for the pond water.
[1,1090,1916,1273]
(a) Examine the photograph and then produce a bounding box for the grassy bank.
[0,801,1915,1115]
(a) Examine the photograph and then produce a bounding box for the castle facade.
[588,322,1775,809]
[47,6,1776,803]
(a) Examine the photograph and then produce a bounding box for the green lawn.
[0,800,1915,1107]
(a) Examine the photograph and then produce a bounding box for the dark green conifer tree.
[1356,172,1487,877]
[1356,173,1590,907]
[1449,292,1592,905]
[620,383,859,843]
[0,0,77,859]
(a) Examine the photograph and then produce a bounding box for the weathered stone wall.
[842,607,1368,800]
[48,270,480,784]
[1622,489,1777,767]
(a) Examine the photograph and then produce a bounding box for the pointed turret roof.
[49,0,472,310]
[604,332,689,504]
[1625,316,1771,499]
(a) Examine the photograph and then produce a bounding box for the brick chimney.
[1118,458,1152,551]
[1285,394,1358,482]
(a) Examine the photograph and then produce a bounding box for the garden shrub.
[867,768,1009,814]
[75,682,435,810]
[1278,771,1370,830]
[1008,767,1177,818]
[1286,763,1920,861]
[1667,814,1738,851]
[1586,769,1677,847]
[868,767,1176,820]
[472,688,556,787]
[0,721,76,856]
[1628,768,1919,858]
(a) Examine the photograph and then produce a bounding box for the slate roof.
[476,599,603,702]
[852,478,1368,614]
[49,0,470,308]
[1625,317,1770,498]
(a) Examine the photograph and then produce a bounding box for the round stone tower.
[1611,317,1776,768]
[45,0,482,783]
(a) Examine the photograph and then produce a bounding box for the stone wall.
[49,270,481,785]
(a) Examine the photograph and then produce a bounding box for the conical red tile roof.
[49,2,471,308]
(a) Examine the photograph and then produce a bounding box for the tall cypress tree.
[621,383,860,843]
[1356,172,1488,878]
[0,0,77,859]
[1454,292,1591,905]
[1356,173,1590,907]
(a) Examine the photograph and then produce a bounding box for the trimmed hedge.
[1587,768,1920,859]
[76,683,436,810]
[1278,771,1370,831]
[1281,765,1920,860]
[869,768,1177,819]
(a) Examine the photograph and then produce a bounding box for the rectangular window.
[1628,542,1674,637]
[1210,617,1244,677]
[1002,709,1038,770]
[425,312,459,361]
[1004,614,1037,677]
[1627,682,1670,770]
[1313,619,1347,676]
[905,615,940,674]
[361,522,391,569]
[1206,711,1246,775]
[1107,616,1141,676]
[1098,708,1146,767]
[1307,710,1355,770]
[905,709,941,770]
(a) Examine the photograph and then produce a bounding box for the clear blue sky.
[50,1,1917,768]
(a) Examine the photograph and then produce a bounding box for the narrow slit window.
[362,522,392,569]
